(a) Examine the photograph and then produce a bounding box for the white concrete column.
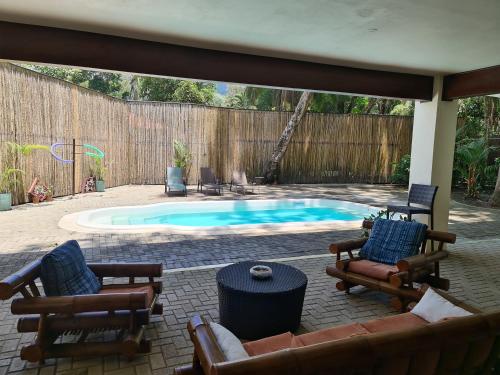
[409,75,458,232]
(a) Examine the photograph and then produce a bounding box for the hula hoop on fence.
[83,144,105,159]
[50,143,73,163]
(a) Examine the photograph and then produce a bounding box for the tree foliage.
[390,154,411,184]
[135,77,216,104]
[224,85,411,115]
[26,65,126,98]
[454,139,496,198]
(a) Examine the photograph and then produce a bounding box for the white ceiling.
[0,0,499,75]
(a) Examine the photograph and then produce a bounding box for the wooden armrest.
[329,238,367,254]
[11,293,148,315]
[426,230,456,244]
[362,221,457,244]
[187,316,226,374]
[397,251,449,272]
[0,259,41,300]
[87,263,162,278]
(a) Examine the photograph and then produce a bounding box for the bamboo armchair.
[326,220,456,310]
[0,260,163,363]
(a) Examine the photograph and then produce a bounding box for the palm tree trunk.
[489,166,500,207]
[264,91,313,183]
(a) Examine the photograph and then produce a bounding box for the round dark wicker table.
[216,261,308,340]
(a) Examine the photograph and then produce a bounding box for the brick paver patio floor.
[0,184,498,374]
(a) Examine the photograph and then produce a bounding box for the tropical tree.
[25,65,126,98]
[263,91,313,183]
[135,77,216,104]
[172,81,216,104]
[454,139,495,198]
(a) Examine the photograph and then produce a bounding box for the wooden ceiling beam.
[443,65,500,100]
[0,21,434,100]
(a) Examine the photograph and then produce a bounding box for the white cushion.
[209,322,250,361]
[411,288,472,323]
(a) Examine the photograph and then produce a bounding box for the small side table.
[216,261,308,340]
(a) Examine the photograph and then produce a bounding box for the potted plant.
[90,156,107,192]
[173,140,192,181]
[0,168,23,210]
[32,184,50,203]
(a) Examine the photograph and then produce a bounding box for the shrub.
[454,139,495,198]
[390,154,411,184]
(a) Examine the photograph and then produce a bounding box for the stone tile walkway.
[0,184,498,374]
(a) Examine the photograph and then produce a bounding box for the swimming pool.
[76,199,378,231]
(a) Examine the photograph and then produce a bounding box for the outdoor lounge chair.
[326,219,455,311]
[229,171,255,195]
[0,240,163,363]
[166,167,187,196]
[174,290,500,375]
[197,167,223,195]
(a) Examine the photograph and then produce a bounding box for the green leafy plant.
[0,168,24,194]
[173,140,192,175]
[0,142,48,196]
[6,142,49,156]
[89,156,107,181]
[390,154,411,184]
[454,139,496,198]
[362,209,392,237]
[361,209,415,237]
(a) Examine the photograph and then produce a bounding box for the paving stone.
[0,185,497,374]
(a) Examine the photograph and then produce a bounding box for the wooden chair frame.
[175,293,500,375]
[326,220,456,310]
[0,260,163,363]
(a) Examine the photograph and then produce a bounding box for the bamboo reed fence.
[0,62,414,203]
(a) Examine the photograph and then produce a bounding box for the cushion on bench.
[40,240,100,296]
[361,312,428,333]
[292,323,370,347]
[243,332,293,356]
[359,218,427,265]
[347,259,399,280]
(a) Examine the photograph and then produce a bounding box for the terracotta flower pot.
[32,195,40,204]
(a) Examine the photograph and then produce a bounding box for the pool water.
[77,199,377,230]
[117,207,360,227]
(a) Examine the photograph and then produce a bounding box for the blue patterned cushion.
[40,240,100,296]
[359,219,428,265]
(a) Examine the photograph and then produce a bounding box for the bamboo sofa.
[0,250,163,363]
[174,291,500,375]
[326,220,455,310]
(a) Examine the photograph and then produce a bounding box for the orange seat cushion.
[99,285,155,306]
[243,332,293,356]
[292,323,370,348]
[361,312,428,333]
[347,259,399,281]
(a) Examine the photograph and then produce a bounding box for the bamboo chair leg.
[391,296,410,312]
[336,281,356,294]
